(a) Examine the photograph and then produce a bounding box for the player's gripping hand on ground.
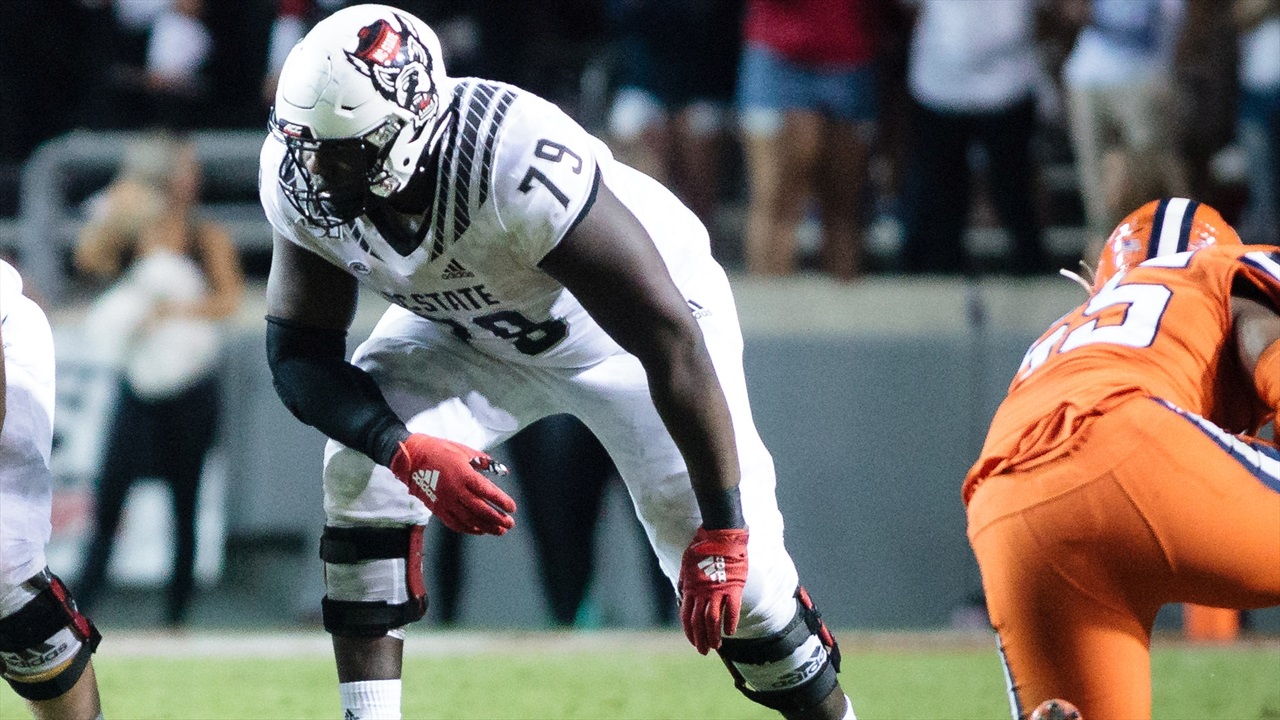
[390,434,517,536]
[679,526,749,654]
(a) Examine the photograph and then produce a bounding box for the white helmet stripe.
[1155,197,1192,258]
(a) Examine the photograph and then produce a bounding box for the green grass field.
[2,630,1277,719]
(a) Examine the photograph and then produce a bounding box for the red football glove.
[678,526,749,654]
[389,434,516,536]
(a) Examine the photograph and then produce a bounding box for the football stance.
[259,5,852,719]
[0,260,103,719]
[965,198,1280,718]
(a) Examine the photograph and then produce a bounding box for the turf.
[1,632,1277,719]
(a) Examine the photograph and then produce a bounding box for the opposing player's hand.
[678,526,749,654]
[389,434,516,536]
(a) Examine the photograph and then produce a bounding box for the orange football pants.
[967,396,1280,720]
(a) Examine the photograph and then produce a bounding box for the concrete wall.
[208,277,1056,629]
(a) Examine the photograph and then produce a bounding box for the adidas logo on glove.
[412,469,440,503]
[698,555,727,583]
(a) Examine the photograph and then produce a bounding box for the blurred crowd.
[0,0,1277,280]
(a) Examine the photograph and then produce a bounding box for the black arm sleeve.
[265,316,410,467]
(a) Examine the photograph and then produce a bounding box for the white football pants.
[0,289,57,613]
[321,261,802,639]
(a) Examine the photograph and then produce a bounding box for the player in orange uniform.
[964,197,1280,719]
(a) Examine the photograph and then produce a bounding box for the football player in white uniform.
[259,6,854,719]
[0,261,103,720]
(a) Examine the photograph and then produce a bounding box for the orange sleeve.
[1235,250,1280,311]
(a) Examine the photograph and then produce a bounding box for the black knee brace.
[717,586,842,715]
[319,525,428,637]
[0,569,102,702]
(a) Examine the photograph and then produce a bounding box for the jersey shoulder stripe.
[426,79,518,262]
[1242,250,1280,285]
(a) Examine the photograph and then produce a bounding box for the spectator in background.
[0,0,118,161]
[85,0,270,133]
[868,2,915,235]
[469,0,606,109]
[72,133,244,627]
[605,0,742,253]
[143,0,213,129]
[898,0,1050,276]
[1235,0,1280,246]
[510,418,621,626]
[263,0,346,107]
[1174,0,1240,209]
[1060,0,1190,260]
[737,0,880,281]
[433,415,676,628]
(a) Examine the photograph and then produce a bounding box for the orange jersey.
[964,245,1280,504]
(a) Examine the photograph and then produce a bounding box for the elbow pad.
[265,316,407,465]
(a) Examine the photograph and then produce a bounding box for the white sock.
[842,695,857,720]
[339,679,402,720]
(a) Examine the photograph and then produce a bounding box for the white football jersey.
[0,260,55,463]
[0,260,57,583]
[261,78,711,368]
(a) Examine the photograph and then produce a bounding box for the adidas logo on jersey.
[441,259,474,280]
[412,469,440,503]
[697,555,727,583]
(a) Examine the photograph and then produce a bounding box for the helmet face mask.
[273,115,402,228]
[271,5,447,228]
[1093,198,1242,292]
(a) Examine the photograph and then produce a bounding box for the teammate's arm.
[264,231,409,466]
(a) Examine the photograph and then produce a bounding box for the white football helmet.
[271,4,448,227]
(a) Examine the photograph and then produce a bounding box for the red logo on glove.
[390,434,516,536]
[679,526,749,655]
